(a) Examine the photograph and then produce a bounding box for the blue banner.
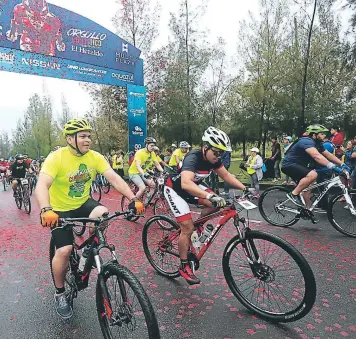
[0,0,142,74]
[127,84,147,152]
[0,46,143,86]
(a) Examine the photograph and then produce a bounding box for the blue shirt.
[282,137,325,168]
[315,140,334,172]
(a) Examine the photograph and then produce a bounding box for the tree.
[0,132,11,158]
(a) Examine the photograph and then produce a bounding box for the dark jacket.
[221,151,231,169]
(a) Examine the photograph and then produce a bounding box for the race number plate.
[237,199,257,210]
[158,178,164,185]
[21,179,29,185]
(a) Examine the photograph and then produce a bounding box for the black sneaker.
[286,193,304,207]
[54,292,73,319]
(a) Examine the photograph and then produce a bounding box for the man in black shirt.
[270,136,282,181]
[164,127,246,285]
[10,155,31,196]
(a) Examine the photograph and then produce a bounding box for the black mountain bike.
[14,178,31,214]
[49,210,160,339]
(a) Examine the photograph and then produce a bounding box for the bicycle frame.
[163,204,243,262]
[277,176,352,214]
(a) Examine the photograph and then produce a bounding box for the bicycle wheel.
[222,230,316,322]
[2,178,6,191]
[259,186,299,227]
[103,182,111,194]
[328,190,356,238]
[153,198,175,230]
[96,263,160,339]
[22,185,31,214]
[73,224,86,237]
[15,191,22,210]
[142,215,180,278]
[90,182,102,202]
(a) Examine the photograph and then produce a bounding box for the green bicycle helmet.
[305,124,329,135]
[63,118,92,136]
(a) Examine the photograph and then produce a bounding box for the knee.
[308,171,318,181]
[55,245,72,259]
[89,205,109,218]
[179,220,194,234]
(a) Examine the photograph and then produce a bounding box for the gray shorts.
[129,173,148,188]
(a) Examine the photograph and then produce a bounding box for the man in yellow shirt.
[169,141,190,169]
[35,118,144,320]
[128,137,163,199]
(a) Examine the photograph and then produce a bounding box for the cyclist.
[128,137,164,199]
[169,141,191,171]
[282,124,351,213]
[153,146,170,169]
[35,118,144,319]
[164,127,246,285]
[0,158,8,184]
[9,154,33,196]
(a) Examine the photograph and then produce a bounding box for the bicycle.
[142,191,316,323]
[49,210,160,339]
[258,172,356,237]
[90,178,102,202]
[26,172,37,195]
[13,178,31,214]
[121,172,175,226]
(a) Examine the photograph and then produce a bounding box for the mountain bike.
[90,179,102,202]
[121,172,174,226]
[49,210,160,339]
[13,178,31,214]
[142,191,316,323]
[258,172,356,237]
[26,173,37,195]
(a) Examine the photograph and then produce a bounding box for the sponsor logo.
[0,51,15,64]
[22,58,60,69]
[67,64,107,75]
[132,126,144,136]
[112,72,134,82]
[134,144,142,151]
[71,45,103,57]
[130,108,145,117]
[115,41,136,66]
[165,188,180,215]
[129,91,145,98]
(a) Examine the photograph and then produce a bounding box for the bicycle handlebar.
[58,209,136,227]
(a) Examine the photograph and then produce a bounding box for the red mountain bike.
[143,193,316,323]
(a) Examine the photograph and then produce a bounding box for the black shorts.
[52,199,102,249]
[282,164,313,183]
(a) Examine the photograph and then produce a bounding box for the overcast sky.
[0,0,350,135]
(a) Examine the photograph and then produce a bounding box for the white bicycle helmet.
[202,127,232,151]
[179,141,190,148]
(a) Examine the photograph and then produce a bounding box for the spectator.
[330,126,345,159]
[221,150,232,196]
[282,136,296,186]
[128,151,135,166]
[116,151,125,177]
[344,140,356,190]
[352,136,356,147]
[164,148,173,164]
[270,136,282,182]
[246,147,263,198]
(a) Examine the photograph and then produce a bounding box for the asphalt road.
[1,187,356,339]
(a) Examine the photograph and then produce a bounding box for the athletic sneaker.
[179,264,200,285]
[54,292,73,319]
[286,193,304,207]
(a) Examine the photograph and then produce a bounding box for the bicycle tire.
[90,182,102,202]
[120,195,140,222]
[103,182,111,194]
[153,198,175,230]
[142,215,180,278]
[258,186,299,227]
[3,178,6,191]
[222,230,316,322]
[327,190,356,238]
[15,194,22,210]
[23,185,31,214]
[73,224,86,236]
[96,263,160,339]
